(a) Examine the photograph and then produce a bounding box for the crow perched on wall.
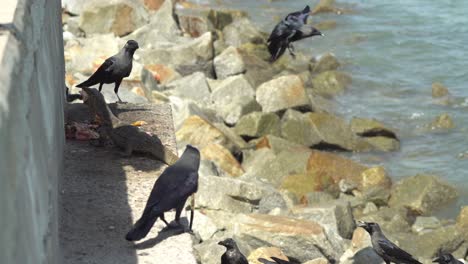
[267,5,323,62]
[76,40,139,103]
[125,145,200,241]
[357,221,422,264]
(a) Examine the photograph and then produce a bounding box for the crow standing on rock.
[357,221,422,264]
[76,40,139,103]
[432,253,464,264]
[125,145,200,241]
[267,5,323,62]
[218,238,249,264]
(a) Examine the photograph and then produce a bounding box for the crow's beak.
[432,256,441,263]
[218,241,225,246]
[320,32,325,36]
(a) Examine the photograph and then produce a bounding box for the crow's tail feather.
[125,215,158,241]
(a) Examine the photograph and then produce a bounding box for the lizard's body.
[82,87,179,165]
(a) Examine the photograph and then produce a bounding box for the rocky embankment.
[62,0,467,263]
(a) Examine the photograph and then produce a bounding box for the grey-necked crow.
[433,253,464,264]
[76,40,139,103]
[357,221,422,264]
[267,5,323,62]
[218,238,249,264]
[125,145,200,241]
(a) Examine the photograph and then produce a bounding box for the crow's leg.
[160,213,171,227]
[98,83,104,92]
[189,195,195,231]
[114,79,124,103]
[287,43,296,59]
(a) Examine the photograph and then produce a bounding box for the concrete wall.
[0,0,64,263]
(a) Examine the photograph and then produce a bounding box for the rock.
[143,64,181,86]
[457,206,468,231]
[364,137,400,152]
[305,192,335,205]
[140,32,214,77]
[432,82,450,98]
[258,192,288,214]
[256,75,311,113]
[143,0,165,11]
[223,18,265,47]
[362,202,378,214]
[339,228,383,264]
[280,110,371,151]
[360,166,392,192]
[214,46,246,79]
[99,82,149,103]
[164,72,211,104]
[235,214,343,262]
[358,206,412,233]
[312,53,340,73]
[314,20,337,31]
[200,143,244,177]
[388,174,459,215]
[311,71,352,98]
[191,211,219,241]
[430,113,455,130]
[79,0,149,37]
[241,148,310,187]
[292,201,355,239]
[196,175,272,213]
[247,247,289,264]
[312,0,341,14]
[239,46,281,88]
[210,75,255,105]
[234,112,281,139]
[207,9,247,30]
[304,258,330,264]
[194,237,227,264]
[176,115,246,152]
[254,135,305,154]
[217,97,261,126]
[280,151,368,196]
[62,0,91,15]
[178,15,210,38]
[169,96,222,130]
[350,117,398,139]
[411,216,442,234]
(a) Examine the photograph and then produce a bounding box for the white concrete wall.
[0,0,64,263]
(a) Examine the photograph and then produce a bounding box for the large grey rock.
[214,46,246,79]
[358,206,412,233]
[216,97,261,126]
[411,216,442,234]
[165,72,211,104]
[223,18,265,47]
[256,75,311,113]
[79,0,149,37]
[311,71,352,97]
[140,32,215,77]
[191,211,219,241]
[312,53,340,73]
[388,174,459,215]
[169,96,222,131]
[210,75,255,105]
[339,228,383,264]
[234,112,281,139]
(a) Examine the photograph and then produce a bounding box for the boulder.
[360,166,392,192]
[234,112,281,139]
[79,0,149,37]
[429,113,455,130]
[200,143,244,177]
[258,192,289,214]
[339,228,383,264]
[178,15,210,38]
[164,72,211,104]
[304,258,330,264]
[254,135,305,154]
[292,201,355,239]
[312,0,342,14]
[312,53,340,73]
[235,214,343,262]
[256,75,311,113]
[139,32,214,77]
[364,137,400,152]
[456,206,468,232]
[196,175,272,213]
[213,46,246,79]
[207,9,247,30]
[216,96,261,125]
[169,96,222,130]
[350,117,398,139]
[432,82,450,98]
[388,174,459,215]
[191,211,219,241]
[239,47,281,88]
[247,247,289,264]
[210,75,255,105]
[194,237,227,264]
[311,71,352,98]
[411,216,442,234]
[223,18,265,47]
[357,206,412,234]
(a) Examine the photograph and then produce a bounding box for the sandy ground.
[60,103,198,264]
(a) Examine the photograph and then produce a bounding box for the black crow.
[66,86,82,102]
[76,40,139,103]
[357,221,422,264]
[258,257,291,264]
[125,145,200,241]
[432,253,464,264]
[218,238,249,264]
[267,5,323,62]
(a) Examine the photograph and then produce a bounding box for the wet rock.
[247,247,289,264]
[196,175,271,213]
[311,71,352,98]
[256,75,311,113]
[200,143,244,177]
[430,113,455,130]
[411,216,442,234]
[360,166,392,192]
[350,117,398,139]
[235,214,343,262]
[139,32,214,77]
[176,115,246,152]
[254,135,305,154]
[234,112,281,139]
[457,206,468,232]
[292,201,355,239]
[223,18,265,47]
[207,9,247,30]
[79,0,149,37]
[432,82,450,98]
[312,53,340,73]
[388,174,459,215]
[214,46,246,79]
[364,137,400,152]
[164,72,211,104]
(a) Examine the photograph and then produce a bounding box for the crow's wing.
[285,5,310,24]
[378,238,422,264]
[267,20,292,43]
[76,56,116,87]
[239,253,249,264]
